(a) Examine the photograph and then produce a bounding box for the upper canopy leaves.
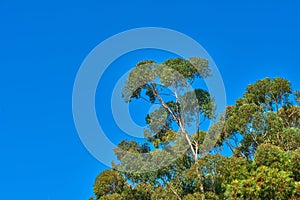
[221,77,299,157]
[122,57,211,103]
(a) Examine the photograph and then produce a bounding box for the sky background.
[1,0,300,200]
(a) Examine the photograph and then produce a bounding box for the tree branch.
[149,83,197,160]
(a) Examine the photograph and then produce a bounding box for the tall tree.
[220,77,299,158]
[91,61,300,199]
[121,58,215,162]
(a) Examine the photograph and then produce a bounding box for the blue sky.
[1,0,300,199]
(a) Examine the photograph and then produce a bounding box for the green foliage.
[255,144,285,169]
[121,58,216,160]
[182,192,206,200]
[220,77,299,158]
[225,166,295,200]
[243,77,292,111]
[295,90,300,105]
[113,140,150,160]
[122,57,210,102]
[99,193,122,200]
[93,170,125,198]
[91,63,300,200]
[295,182,300,198]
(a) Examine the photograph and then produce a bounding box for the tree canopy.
[90,58,300,200]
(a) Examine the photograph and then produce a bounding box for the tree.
[219,78,300,199]
[224,144,300,199]
[91,60,300,200]
[93,170,125,198]
[219,77,299,158]
[121,57,215,161]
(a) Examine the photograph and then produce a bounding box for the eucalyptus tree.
[120,57,215,162]
[91,68,300,199]
[220,77,300,158]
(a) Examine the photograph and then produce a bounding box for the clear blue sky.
[1,0,300,199]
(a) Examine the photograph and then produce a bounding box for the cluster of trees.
[89,58,300,200]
